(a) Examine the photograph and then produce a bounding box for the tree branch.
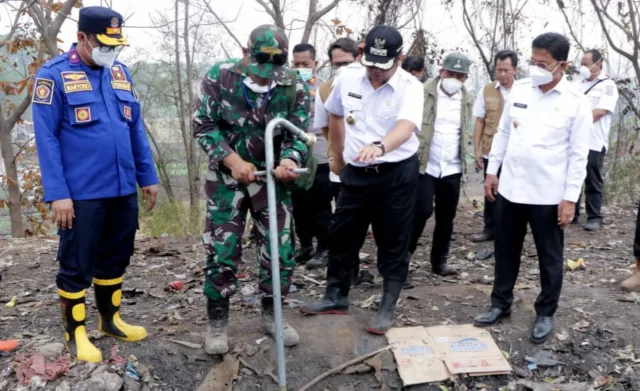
[556,0,586,52]
[201,0,244,49]
[49,0,77,37]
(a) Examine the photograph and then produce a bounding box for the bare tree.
[445,0,530,80]
[0,0,79,237]
[363,0,423,31]
[253,0,342,42]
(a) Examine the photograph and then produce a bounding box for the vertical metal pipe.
[264,117,313,390]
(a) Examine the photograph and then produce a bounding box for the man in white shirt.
[304,37,360,271]
[301,25,424,335]
[471,51,518,261]
[573,49,618,231]
[474,33,592,344]
[407,52,474,283]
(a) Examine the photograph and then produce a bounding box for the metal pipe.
[254,168,310,177]
[264,117,315,390]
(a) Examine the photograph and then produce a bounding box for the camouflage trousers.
[202,169,295,300]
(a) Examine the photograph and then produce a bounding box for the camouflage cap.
[247,25,290,82]
[442,52,471,74]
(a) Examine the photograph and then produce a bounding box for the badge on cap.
[75,107,92,123]
[32,78,54,105]
[346,112,356,125]
[454,59,462,69]
[370,38,387,57]
[123,105,132,120]
[111,17,119,28]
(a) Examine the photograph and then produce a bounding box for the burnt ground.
[0,198,639,391]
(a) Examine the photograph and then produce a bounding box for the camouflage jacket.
[193,58,311,174]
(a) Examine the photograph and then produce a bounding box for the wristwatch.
[372,141,386,156]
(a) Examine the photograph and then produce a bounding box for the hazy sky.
[0,0,632,78]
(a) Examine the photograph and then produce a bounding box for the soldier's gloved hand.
[274,159,299,182]
[225,154,257,184]
[51,198,75,230]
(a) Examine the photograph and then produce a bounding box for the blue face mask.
[297,68,314,82]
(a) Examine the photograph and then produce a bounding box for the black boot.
[403,253,414,289]
[367,279,402,335]
[306,249,329,269]
[300,277,349,315]
[294,246,314,265]
[205,298,229,355]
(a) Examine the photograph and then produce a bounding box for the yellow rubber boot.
[58,289,103,363]
[93,277,147,342]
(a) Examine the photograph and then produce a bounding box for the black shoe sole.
[473,313,511,328]
[299,308,349,316]
[305,262,328,270]
[530,332,551,344]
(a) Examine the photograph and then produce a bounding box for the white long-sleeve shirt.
[487,77,592,205]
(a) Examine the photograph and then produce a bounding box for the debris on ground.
[14,354,70,385]
[35,343,65,359]
[0,339,18,352]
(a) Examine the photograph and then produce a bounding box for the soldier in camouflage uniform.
[193,25,311,355]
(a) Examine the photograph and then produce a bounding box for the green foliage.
[138,198,205,238]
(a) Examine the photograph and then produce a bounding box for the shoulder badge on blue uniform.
[61,71,92,93]
[32,78,55,105]
[69,49,81,64]
[74,107,92,123]
[110,64,131,91]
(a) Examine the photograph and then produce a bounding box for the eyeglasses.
[252,52,287,66]
[527,59,558,70]
[331,61,353,69]
[97,45,122,53]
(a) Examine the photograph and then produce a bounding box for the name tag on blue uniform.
[61,72,92,93]
[111,65,132,91]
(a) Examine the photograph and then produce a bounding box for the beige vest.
[480,83,505,156]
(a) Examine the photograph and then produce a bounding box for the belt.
[350,155,418,176]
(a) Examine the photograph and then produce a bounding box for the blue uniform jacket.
[32,44,158,202]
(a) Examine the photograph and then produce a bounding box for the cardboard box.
[386,324,511,386]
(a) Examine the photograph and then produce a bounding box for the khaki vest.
[318,77,334,104]
[418,77,474,174]
[480,83,505,156]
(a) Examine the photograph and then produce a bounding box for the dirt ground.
[1,194,639,390]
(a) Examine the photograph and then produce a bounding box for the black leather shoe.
[474,248,495,261]
[531,316,553,344]
[306,249,329,269]
[294,246,313,265]
[473,308,511,327]
[403,271,414,289]
[433,264,458,276]
[471,232,493,242]
[300,279,349,315]
[367,280,402,335]
[584,220,601,231]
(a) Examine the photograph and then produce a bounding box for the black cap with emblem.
[78,6,129,47]
[361,25,403,70]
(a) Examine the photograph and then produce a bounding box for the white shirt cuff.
[563,186,581,203]
[487,161,500,176]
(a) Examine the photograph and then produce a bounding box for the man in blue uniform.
[32,6,159,363]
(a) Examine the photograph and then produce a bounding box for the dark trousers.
[483,158,501,237]
[327,156,419,289]
[292,163,339,249]
[491,195,564,317]
[57,194,139,292]
[635,201,640,260]
[409,173,462,267]
[575,148,605,222]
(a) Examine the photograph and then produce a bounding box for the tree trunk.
[183,0,200,216]
[0,126,24,237]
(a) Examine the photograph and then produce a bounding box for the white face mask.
[83,35,119,68]
[243,76,275,94]
[296,68,314,82]
[579,65,594,80]
[529,65,557,87]
[441,78,463,94]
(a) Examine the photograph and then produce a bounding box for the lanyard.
[242,82,273,110]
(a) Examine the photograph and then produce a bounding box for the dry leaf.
[166,339,203,349]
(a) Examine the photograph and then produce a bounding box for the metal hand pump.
[264,117,316,390]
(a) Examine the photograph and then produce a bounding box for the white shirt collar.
[361,66,402,91]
